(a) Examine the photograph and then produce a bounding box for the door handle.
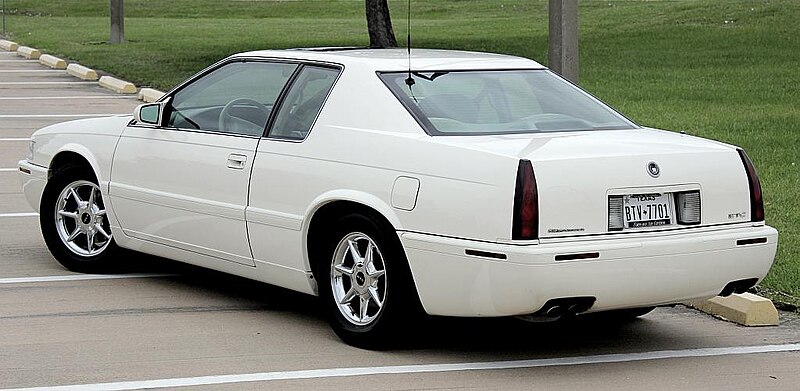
[226,154,247,169]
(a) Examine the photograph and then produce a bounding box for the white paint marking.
[0,81,96,85]
[0,212,38,218]
[0,273,175,285]
[5,343,800,391]
[0,168,19,172]
[0,96,134,100]
[0,70,65,73]
[0,114,125,118]
[0,138,31,141]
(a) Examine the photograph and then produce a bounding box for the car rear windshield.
[379,70,637,135]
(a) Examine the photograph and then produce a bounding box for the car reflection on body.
[19,48,777,349]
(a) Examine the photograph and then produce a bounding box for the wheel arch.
[303,191,404,280]
[48,145,102,185]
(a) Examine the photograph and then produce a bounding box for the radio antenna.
[404,0,415,87]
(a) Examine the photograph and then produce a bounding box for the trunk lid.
[436,128,752,239]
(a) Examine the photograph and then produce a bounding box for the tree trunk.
[366,0,397,48]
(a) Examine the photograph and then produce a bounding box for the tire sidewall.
[317,213,417,348]
[40,167,119,273]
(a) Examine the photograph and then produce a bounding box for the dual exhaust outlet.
[519,277,759,323]
[517,297,596,323]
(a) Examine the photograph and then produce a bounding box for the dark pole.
[2,0,6,36]
[548,0,579,84]
[110,0,124,44]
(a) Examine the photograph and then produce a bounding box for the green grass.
[2,0,798,308]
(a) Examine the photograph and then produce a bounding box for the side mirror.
[133,102,164,125]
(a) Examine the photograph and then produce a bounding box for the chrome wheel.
[54,180,112,257]
[330,232,387,326]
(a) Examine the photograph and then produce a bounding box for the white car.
[19,48,777,348]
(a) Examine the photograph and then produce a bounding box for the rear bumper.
[17,159,48,213]
[400,224,778,317]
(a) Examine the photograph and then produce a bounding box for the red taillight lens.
[737,149,765,222]
[512,159,539,240]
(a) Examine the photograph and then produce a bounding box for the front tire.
[40,166,122,273]
[316,213,421,349]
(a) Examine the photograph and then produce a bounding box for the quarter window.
[167,61,298,137]
[270,66,339,140]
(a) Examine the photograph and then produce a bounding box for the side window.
[269,66,339,140]
[167,61,298,137]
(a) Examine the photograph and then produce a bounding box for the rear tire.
[315,213,422,349]
[40,166,123,273]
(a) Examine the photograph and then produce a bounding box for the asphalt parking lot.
[2,49,800,390]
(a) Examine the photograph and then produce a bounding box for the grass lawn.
[2,0,798,308]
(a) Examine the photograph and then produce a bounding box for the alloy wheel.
[330,232,387,326]
[53,180,113,257]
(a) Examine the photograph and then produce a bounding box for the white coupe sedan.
[19,48,777,348]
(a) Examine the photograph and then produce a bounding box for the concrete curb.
[66,63,99,81]
[0,40,19,51]
[137,88,165,103]
[39,54,67,69]
[99,76,137,94]
[684,293,779,326]
[16,46,41,59]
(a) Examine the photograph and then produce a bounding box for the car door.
[109,60,298,266]
[247,65,341,280]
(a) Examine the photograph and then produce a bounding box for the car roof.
[233,48,544,72]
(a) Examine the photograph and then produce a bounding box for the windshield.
[380,70,637,135]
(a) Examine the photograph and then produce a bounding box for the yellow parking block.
[684,293,779,326]
[0,40,19,51]
[137,88,165,103]
[39,54,68,69]
[66,63,99,81]
[99,76,137,94]
[16,46,41,59]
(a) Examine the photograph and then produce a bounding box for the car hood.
[32,115,134,139]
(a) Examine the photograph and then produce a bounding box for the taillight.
[737,149,765,222]
[512,159,539,240]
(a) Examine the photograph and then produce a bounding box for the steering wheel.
[218,98,270,136]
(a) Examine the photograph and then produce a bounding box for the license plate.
[623,193,673,228]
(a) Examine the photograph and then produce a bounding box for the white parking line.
[0,212,38,218]
[0,81,97,85]
[0,114,125,118]
[0,96,135,100]
[4,343,800,391]
[0,168,19,172]
[0,138,31,141]
[0,70,65,73]
[0,273,175,285]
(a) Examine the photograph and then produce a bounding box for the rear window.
[379,70,637,135]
